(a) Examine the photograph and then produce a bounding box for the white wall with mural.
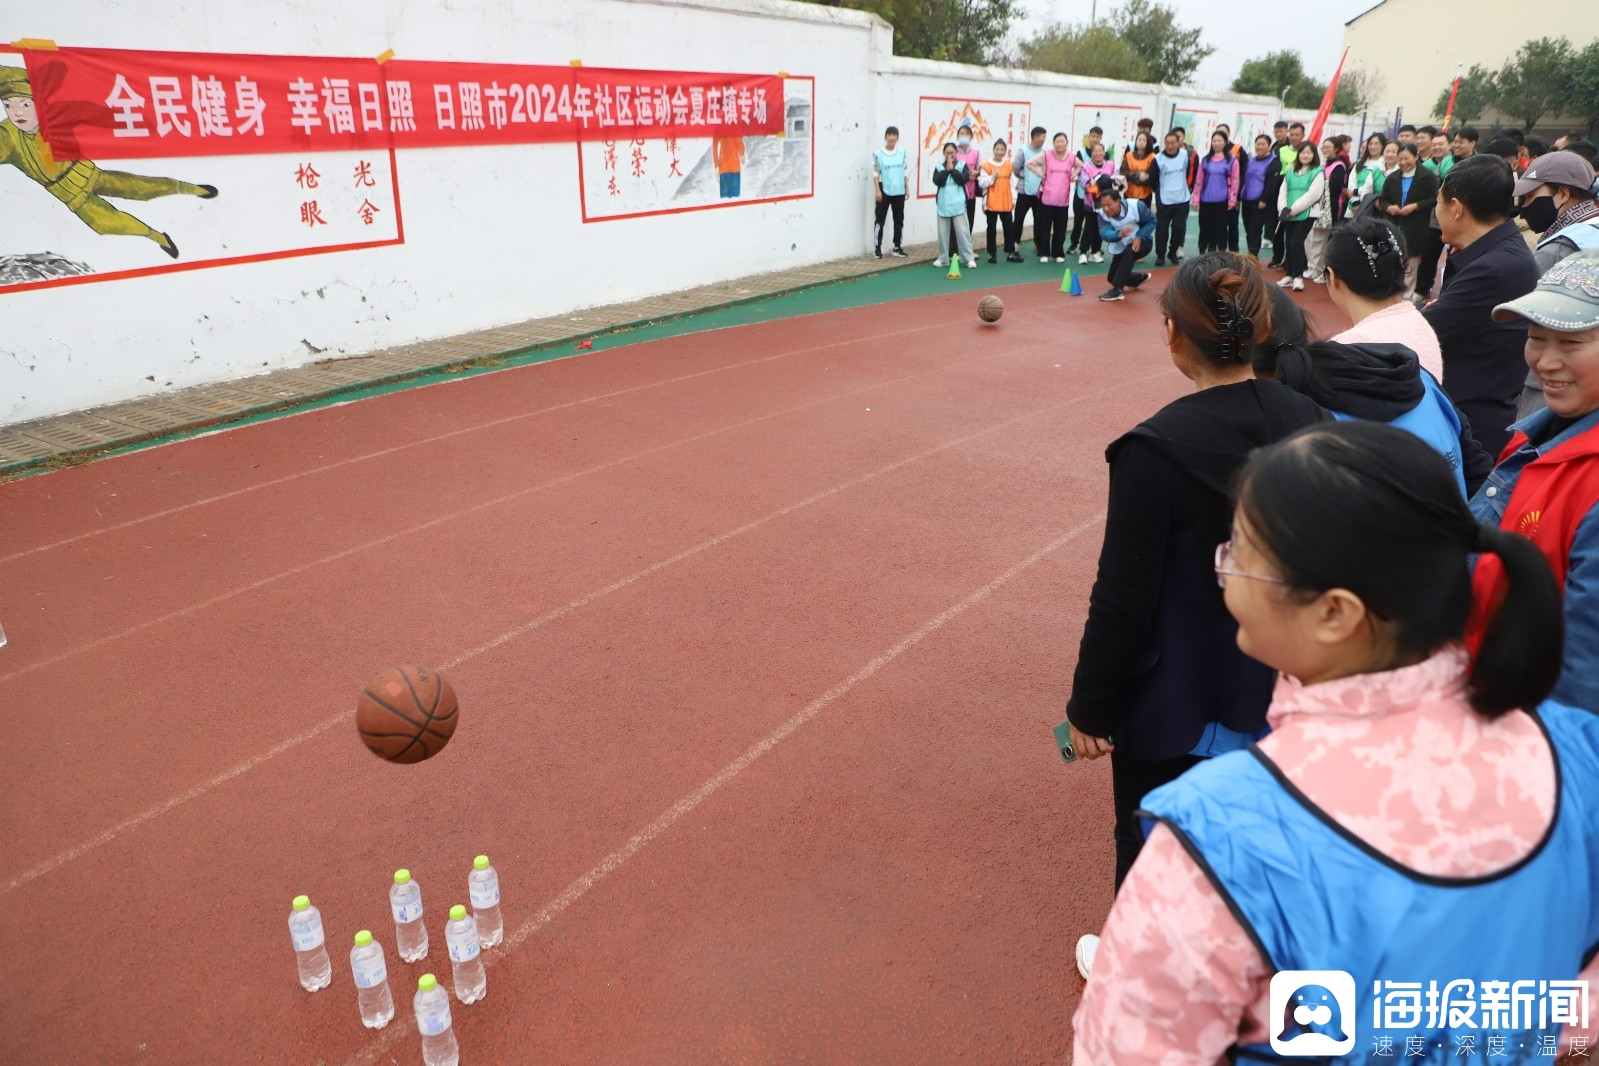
[3,0,1364,426]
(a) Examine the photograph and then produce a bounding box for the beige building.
[1342,0,1599,129]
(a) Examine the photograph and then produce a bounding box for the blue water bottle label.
[448,933,480,963]
[353,956,386,989]
[417,1002,452,1036]
[469,873,499,909]
[392,898,422,924]
[291,919,324,952]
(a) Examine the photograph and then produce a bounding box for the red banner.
[1442,64,1462,133]
[23,46,784,161]
[1307,47,1349,148]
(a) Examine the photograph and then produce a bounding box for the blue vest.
[1140,700,1599,1064]
[934,166,967,216]
[1155,150,1191,204]
[1015,144,1046,196]
[874,147,907,197]
[1332,373,1468,497]
[1539,219,1599,253]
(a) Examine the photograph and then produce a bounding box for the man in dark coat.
[1423,156,1542,457]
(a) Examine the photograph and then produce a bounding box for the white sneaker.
[1078,253,1088,265]
[933,258,948,268]
[1291,278,1305,291]
[965,258,978,269]
[1058,256,1069,263]
[1090,252,1105,264]
[1277,276,1293,288]
[1076,934,1099,979]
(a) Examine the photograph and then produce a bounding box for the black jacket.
[1422,219,1542,457]
[1257,155,1285,212]
[1375,166,1441,257]
[1273,341,1494,495]
[1066,380,1329,758]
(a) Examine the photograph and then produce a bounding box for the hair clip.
[1356,235,1394,276]
[1215,295,1255,360]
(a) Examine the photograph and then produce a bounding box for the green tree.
[1017,21,1148,81]
[1231,51,1306,99]
[1107,0,1214,86]
[1431,64,1498,126]
[806,0,1021,64]
[1494,37,1573,130]
[1563,41,1599,134]
[1232,51,1353,112]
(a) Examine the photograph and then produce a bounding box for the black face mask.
[1521,195,1559,234]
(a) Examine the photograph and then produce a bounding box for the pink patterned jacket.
[1072,647,1598,1064]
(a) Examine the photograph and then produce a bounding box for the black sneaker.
[1170,251,1184,263]
[873,249,883,259]
[1154,257,1166,268]
[1266,259,1283,270]
[987,253,997,264]
[1099,288,1125,302]
[891,247,908,258]
[1006,252,1024,263]
[1126,272,1150,289]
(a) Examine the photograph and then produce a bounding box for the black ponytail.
[1469,525,1565,717]
[1237,422,1563,718]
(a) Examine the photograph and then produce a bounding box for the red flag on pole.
[1442,63,1463,133]
[1308,47,1350,146]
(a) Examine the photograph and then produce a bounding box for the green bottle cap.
[292,895,310,911]
[473,855,490,871]
[450,904,467,920]
[354,930,373,947]
[394,869,411,885]
[418,973,437,992]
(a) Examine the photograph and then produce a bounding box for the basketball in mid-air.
[977,295,1004,323]
[356,665,459,763]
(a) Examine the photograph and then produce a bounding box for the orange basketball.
[356,665,459,763]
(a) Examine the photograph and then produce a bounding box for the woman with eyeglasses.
[1073,420,1597,1064]
[1064,253,1326,978]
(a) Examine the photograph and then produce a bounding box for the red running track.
[0,278,1346,1064]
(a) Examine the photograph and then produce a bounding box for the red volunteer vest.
[1470,427,1599,644]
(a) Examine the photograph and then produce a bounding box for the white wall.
[3,0,1361,426]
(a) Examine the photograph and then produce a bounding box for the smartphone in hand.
[1054,720,1077,763]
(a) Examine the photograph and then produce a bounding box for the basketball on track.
[356,665,459,763]
[977,294,1004,323]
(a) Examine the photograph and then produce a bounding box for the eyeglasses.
[1214,540,1287,590]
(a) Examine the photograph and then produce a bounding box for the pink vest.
[1040,152,1075,207]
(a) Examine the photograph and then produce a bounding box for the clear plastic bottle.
[467,855,503,948]
[391,868,428,962]
[445,905,487,1003]
[349,929,395,1029]
[413,973,460,1066]
[287,895,332,992]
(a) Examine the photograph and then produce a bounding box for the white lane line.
[0,352,1011,687]
[0,321,951,566]
[0,372,1151,892]
[345,515,1104,1066]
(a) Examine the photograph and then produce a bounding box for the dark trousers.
[1107,241,1152,290]
[1155,202,1190,261]
[1226,203,1240,251]
[1196,201,1230,252]
[873,194,905,252]
[1112,749,1202,890]
[1416,226,1445,297]
[965,195,977,232]
[1014,193,1046,258]
[1070,193,1091,250]
[1042,202,1071,258]
[1269,219,1286,263]
[1077,197,1104,254]
[1241,201,1273,258]
[1283,218,1314,277]
[984,208,1017,256]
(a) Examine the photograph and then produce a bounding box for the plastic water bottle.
[391,868,428,962]
[288,895,332,992]
[349,929,395,1028]
[467,855,503,947]
[445,905,487,1003]
[414,973,460,1066]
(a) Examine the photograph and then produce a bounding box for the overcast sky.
[1018,0,1380,89]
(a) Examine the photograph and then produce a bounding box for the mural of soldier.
[0,65,216,258]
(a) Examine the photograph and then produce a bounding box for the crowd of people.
[880,112,1599,1062]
